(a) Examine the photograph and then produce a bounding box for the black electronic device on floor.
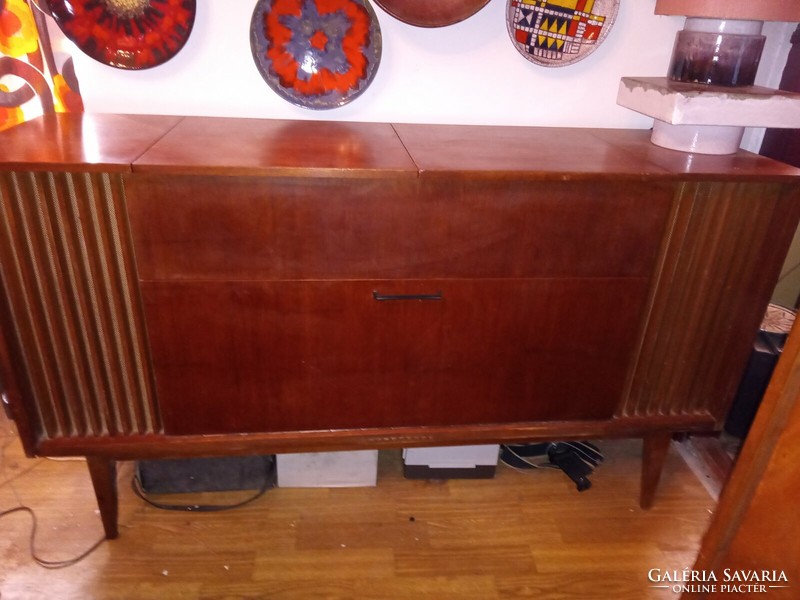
[136,455,274,494]
[500,442,603,491]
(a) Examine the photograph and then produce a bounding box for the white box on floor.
[276,450,378,488]
[403,444,500,479]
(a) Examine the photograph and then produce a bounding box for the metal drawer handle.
[372,291,443,302]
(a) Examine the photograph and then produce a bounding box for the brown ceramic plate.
[373,0,490,27]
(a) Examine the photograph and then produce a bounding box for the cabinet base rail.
[68,426,697,539]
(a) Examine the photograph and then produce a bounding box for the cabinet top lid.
[131,117,419,178]
[0,113,182,173]
[393,122,800,182]
[2,113,799,181]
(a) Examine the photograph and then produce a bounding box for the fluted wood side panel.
[620,181,788,420]
[0,171,160,439]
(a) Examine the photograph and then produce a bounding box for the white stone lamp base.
[617,76,800,155]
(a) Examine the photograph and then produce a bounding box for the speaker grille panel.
[0,171,160,438]
[620,181,784,419]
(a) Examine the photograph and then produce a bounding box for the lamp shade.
[655,0,800,22]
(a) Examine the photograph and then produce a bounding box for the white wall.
[54,0,691,128]
[43,2,794,139]
[741,20,795,151]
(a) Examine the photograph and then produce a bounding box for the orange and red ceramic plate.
[250,0,382,109]
[48,0,196,70]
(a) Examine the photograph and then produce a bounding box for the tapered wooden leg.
[640,432,672,509]
[86,456,119,540]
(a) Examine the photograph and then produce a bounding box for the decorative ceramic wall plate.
[251,0,382,109]
[506,0,619,67]
[373,0,490,28]
[48,0,196,70]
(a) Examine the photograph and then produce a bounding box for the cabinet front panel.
[126,175,672,281]
[143,279,650,435]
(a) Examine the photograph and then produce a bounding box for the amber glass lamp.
[617,0,800,155]
[656,0,800,87]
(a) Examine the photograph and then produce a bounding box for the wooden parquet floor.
[0,410,714,600]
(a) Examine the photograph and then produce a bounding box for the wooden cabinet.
[1,114,799,539]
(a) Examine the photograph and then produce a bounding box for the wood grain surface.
[687,318,800,599]
[0,409,714,600]
[126,174,671,281]
[142,278,649,435]
[132,117,418,178]
[0,113,180,172]
[2,113,799,538]
[392,123,800,181]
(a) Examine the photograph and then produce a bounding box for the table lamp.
[616,0,800,154]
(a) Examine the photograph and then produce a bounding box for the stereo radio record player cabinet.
[1,113,799,538]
